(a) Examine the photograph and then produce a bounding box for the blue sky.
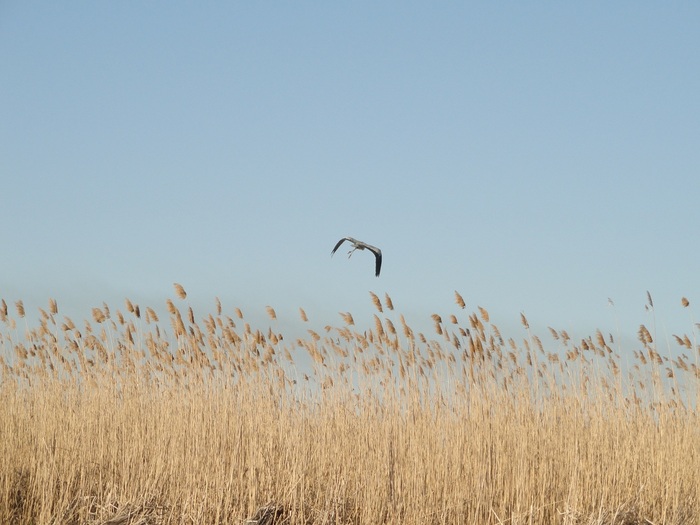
[2,3,699,349]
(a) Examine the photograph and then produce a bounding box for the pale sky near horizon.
[2,3,699,352]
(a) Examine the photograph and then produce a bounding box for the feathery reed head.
[339,312,355,326]
[384,293,394,311]
[455,291,466,309]
[173,283,187,300]
[369,291,383,313]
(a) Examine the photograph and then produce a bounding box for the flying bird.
[331,237,382,277]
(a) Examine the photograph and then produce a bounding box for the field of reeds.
[1,286,698,525]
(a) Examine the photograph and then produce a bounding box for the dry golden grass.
[0,289,698,524]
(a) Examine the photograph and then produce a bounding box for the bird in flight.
[331,237,382,277]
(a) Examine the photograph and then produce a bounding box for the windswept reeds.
[0,289,698,524]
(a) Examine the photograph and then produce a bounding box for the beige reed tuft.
[455,290,466,309]
[369,291,383,313]
[299,307,308,322]
[173,283,187,300]
[384,293,394,311]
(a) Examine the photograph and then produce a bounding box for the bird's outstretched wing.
[331,237,349,256]
[373,250,382,277]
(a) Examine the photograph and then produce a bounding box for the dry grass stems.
[0,290,698,524]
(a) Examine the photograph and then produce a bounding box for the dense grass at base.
[1,289,698,524]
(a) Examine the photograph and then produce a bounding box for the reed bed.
[0,287,698,524]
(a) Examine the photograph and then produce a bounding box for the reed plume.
[173,283,187,300]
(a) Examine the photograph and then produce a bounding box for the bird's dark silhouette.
[331,237,382,277]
